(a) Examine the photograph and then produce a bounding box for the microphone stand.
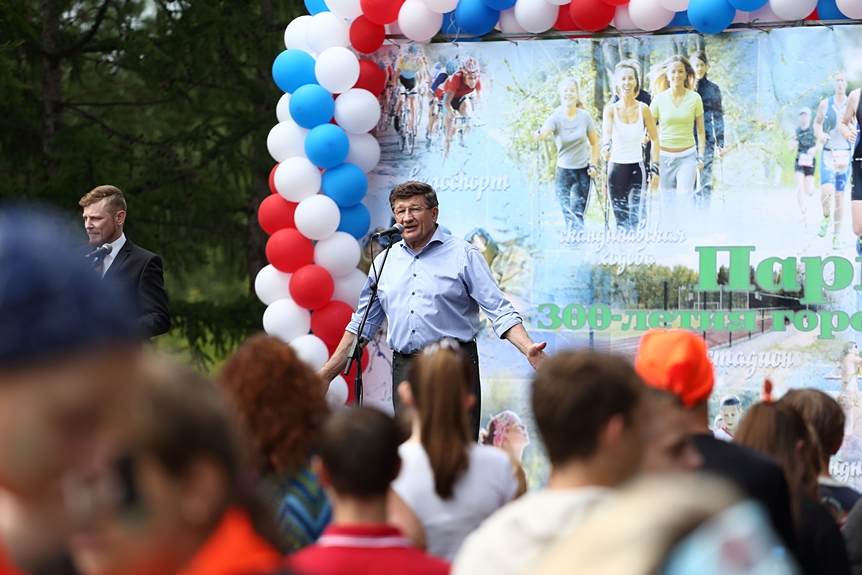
[344,233,397,406]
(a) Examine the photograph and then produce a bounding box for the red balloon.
[258,194,297,235]
[355,59,387,97]
[266,229,314,273]
[290,265,335,310]
[805,7,819,19]
[311,301,356,346]
[359,0,405,25]
[350,15,386,54]
[268,163,279,194]
[554,3,580,30]
[570,0,615,31]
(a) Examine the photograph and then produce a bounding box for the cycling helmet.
[407,44,420,54]
[446,60,457,75]
[461,57,479,74]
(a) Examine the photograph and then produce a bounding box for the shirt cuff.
[492,312,523,340]
[345,318,378,342]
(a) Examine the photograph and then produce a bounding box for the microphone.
[371,223,405,239]
[85,243,113,259]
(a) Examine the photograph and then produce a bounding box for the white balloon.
[769,0,815,20]
[307,12,351,54]
[334,89,381,134]
[332,267,368,308]
[837,0,862,17]
[254,265,292,306]
[274,157,322,202]
[289,334,330,371]
[266,121,309,162]
[326,375,350,408]
[314,232,362,277]
[399,0,444,42]
[748,2,782,21]
[284,15,313,52]
[276,93,292,123]
[612,3,637,29]
[628,0,674,30]
[498,8,528,32]
[263,299,311,343]
[325,0,363,19]
[657,0,689,12]
[546,0,571,4]
[315,47,360,94]
[295,195,341,240]
[421,0,460,12]
[514,0,559,33]
[345,132,381,172]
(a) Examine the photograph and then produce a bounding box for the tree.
[0,0,305,364]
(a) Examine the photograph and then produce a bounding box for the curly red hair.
[218,334,329,474]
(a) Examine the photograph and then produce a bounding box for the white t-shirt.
[391,442,519,560]
[452,487,612,575]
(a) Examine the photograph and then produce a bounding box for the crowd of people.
[6,194,862,575]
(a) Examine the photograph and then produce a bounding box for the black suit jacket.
[694,433,800,559]
[93,238,171,338]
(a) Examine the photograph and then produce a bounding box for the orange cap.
[634,329,714,409]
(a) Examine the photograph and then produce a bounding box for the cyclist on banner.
[814,71,852,249]
[440,57,483,159]
[427,59,458,150]
[393,45,428,136]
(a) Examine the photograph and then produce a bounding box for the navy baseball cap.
[0,207,139,367]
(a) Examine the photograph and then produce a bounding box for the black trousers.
[391,340,481,440]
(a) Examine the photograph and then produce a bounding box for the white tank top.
[610,102,645,164]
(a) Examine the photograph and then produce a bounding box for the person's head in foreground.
[734,399,817,528]
[399,338,476,499]
[532,475,796,575]
[218,334,329,476]
[640,388,703,474]
[531,351,644,486]
[634,329,715,431]
[778,388,844,478]
[69,356,280,575]
[0,207,140,571]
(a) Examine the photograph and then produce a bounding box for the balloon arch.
[257,0,859,407]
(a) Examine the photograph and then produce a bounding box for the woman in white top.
[601,61,659,231]
[388,338,519,560]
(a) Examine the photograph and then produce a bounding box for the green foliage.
[596,263,699,310]
[0,0,306,365]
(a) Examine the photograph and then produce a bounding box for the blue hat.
[0,207,138,367]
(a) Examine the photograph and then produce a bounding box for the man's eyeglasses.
[393,206,428,219]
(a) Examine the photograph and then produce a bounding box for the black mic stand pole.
[344,233,396,406]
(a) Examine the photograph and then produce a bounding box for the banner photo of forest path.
[355,26,862,488]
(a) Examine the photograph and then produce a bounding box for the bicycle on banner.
[440,57,483,160]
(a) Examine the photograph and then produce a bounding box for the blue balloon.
[816,0,848,19]
[337,203,371,239]
[687,0,736,34]
[728,0,766,13]
[483,0,516,10]
[289,85,335,129]
[455,0,500,36]
[669,10,691,25]
[272,50,318,94]
[304,0,330,14]
[321,163,368,207]
[305,124,350,169]
[441,10,462,39]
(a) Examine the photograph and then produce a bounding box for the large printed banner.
[357,26,862,490]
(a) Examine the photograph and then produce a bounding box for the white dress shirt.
[99,233,127,278]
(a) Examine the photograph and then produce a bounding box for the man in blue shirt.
[318,181,548,437]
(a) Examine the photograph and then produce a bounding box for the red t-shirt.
[287,525,450,575]
[437,71,482,100]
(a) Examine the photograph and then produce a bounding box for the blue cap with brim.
[0,207,139,367]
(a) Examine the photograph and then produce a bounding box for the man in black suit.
[634,329,799,561]
[79,185,171,338]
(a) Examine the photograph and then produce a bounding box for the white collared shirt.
[100,233,126,278]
